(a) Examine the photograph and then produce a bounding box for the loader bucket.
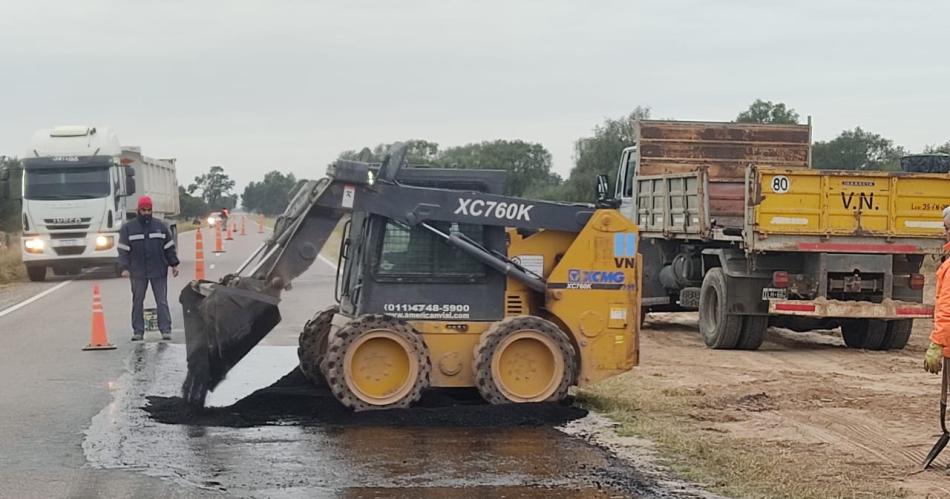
[180,279,282,406]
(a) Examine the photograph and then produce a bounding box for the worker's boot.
[131,332,144,342]
[161,331,172,341]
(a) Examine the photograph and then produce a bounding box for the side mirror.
[125,167,136,195]
[0,166,22,201]
[596,174,609,202]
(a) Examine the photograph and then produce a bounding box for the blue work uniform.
[117,216,180,335]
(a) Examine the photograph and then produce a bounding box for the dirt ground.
[580,257,950,498]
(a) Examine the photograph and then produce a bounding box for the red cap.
[137,195,153,210]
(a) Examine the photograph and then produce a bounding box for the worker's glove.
[924,343,944,374]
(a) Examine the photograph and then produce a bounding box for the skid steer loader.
[181,144,642,410]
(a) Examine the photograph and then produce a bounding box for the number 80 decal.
[770,175,790,194]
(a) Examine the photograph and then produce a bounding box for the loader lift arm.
[181,144,602,405]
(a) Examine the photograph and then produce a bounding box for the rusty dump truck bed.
[631,120,950,253]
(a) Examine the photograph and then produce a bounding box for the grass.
[0,240,26,285]
[576,375,904,499]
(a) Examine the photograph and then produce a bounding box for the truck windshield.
[24,167,111,200]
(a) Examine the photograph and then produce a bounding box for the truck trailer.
[615,120,950,350]
[1,126,180,281]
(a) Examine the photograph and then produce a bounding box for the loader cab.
[336,168,508,322]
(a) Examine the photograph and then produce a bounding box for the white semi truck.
[1,126,180,281]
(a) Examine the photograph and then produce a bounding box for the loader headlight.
[24,238,44,253]
[207,217,216,226]
[95,235,114,250]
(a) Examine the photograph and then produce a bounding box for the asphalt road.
[0,220,689,498]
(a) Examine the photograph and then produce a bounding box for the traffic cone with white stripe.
[83,284,116,351]
[214,222,225,254]
[195,228,206,280]
[225,220,234,241]
[240,215,246,236]
[258,214,265,234]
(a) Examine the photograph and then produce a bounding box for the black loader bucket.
[180,279,282,406]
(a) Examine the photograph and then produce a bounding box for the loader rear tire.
[841,319,887,350]
[473,316,576,405]
[699,268,742,349]
[297,305,338,385]
[320,314,430,411]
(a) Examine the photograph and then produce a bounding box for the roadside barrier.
[195,228,206,280]
[83,284,116,351]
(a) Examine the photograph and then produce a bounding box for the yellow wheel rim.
[343,330,418,406]
[491,330,564,402]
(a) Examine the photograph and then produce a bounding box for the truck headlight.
[24,238,44,253]
[95,235,114,250]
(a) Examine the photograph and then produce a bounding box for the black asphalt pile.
[145,368,587,428]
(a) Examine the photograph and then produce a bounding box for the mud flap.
[180,280,282,406]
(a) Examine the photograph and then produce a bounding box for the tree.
[242,171,299,216]
[925,141,950,154]
[188,165,236,209]
[438,140,561,197]
[559,106,651,202]
[0,157,21,233]
[736,99,800,124]
[812,127,906,171]
[339,139,441,165]
[178,186,208,219]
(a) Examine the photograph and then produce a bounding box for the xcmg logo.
[566,269,625,289]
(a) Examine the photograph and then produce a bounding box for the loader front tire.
[699,268,742,349]
[473,316,576,405]
[297,305,338,385]
[320,314,430,411]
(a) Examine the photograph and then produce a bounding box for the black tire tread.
[699,268,742,349]
[297,305,339,385]
[737,315,769,350]
[473,316,577,405]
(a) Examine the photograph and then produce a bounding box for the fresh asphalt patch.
[145,367,589,428]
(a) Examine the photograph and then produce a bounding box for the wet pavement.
[83,343,673,498]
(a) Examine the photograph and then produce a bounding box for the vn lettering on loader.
[181,143,643,411]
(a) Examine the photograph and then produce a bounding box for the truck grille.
[53,247,86,256]
[44,218,91,230]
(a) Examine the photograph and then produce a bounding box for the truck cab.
[12,126,178,281]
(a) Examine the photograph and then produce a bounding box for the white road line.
[0,279,74,319]
[317,254,338,270]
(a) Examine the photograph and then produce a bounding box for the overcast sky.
[1,0,947,193]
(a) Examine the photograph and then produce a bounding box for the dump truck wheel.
[297,305,338,385]
[736,315,768,350]
[841,319,887,350]
[473,316,576,405]
[881,319,913,350]
[26,265,46,282]
[321,314,430,411]
[699,268,741,349]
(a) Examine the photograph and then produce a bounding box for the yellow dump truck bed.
[748,167,950,254]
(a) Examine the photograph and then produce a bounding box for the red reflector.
[896,306,933,316]
[910,273,925,290]
[772,271,790,288]
[775,303,816,312]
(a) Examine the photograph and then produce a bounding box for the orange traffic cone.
[195,228,206,280]
[240,215,246,236]
[258,214,265,234]
[214,222,225,253]
[225,220,234,241]
[84,284,116,351]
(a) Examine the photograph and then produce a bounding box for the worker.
[924,206,950,373]
[117,195,181,341]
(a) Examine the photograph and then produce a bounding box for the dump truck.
[0,126,180,281]
[615,120,950,350]
[181,144,642,410]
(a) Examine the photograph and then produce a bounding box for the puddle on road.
[83,343,671,498]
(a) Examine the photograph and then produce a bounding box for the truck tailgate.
[752,167,950,241]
